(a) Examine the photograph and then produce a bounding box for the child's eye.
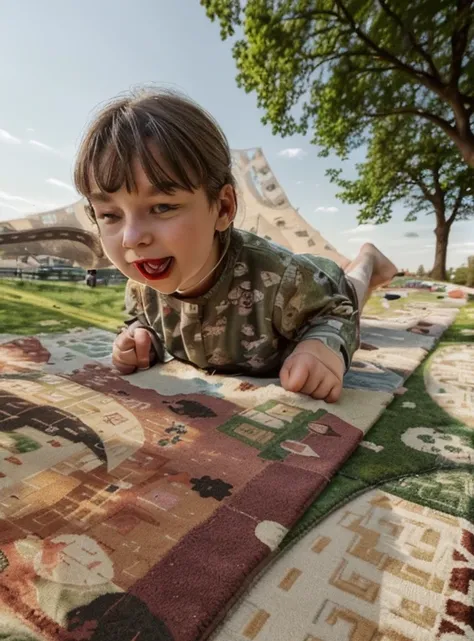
[97,212,120,223]
[151,204,178,215]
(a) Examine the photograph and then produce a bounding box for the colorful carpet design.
[0,291,471,640]
[213,301,474,641]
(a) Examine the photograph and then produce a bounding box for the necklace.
[175,230,231,296]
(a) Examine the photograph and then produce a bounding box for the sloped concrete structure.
[0,149,348,269]
[0,201,107,268]
[232,149,348,266]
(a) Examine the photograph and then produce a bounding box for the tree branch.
[333,0,446,97]
[377,0,442,81]
[447,185,465,224]
[307,27,353,40]
[366,108,455,132]
[301,49,377,68]
[405,169,434,201]
[432,162,444,204]
[449,0,473,87]
[345,65,400,75]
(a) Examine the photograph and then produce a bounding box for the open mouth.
[134,257,174,281]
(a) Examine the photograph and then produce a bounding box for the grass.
[441,301,474,344]
[0,279,126,334]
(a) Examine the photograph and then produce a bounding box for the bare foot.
[362,243,398,290]
[346,243,398,291]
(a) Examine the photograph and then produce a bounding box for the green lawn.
[0,279,126,334]
[441,301,474,344]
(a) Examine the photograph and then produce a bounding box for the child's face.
[89,157,233,297]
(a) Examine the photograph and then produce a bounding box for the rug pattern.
[213,296,474,641]
[0,291,471,641]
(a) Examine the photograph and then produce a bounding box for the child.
[74,89,397,403]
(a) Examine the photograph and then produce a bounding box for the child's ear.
[215,184,236,232]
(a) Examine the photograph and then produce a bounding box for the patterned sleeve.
[123,280,166,363]
[124,280,149,326]
[272,256,359,371]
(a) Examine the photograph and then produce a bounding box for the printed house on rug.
[0,338,362,641]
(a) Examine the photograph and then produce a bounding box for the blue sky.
[0,0,472,271]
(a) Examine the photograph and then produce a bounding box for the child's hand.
[112,327,152,375]
[279,340,344,403]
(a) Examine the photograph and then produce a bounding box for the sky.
[0,0,472,271]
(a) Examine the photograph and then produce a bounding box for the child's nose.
[122,222,153,249]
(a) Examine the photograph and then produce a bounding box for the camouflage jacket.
[124,229,359,376]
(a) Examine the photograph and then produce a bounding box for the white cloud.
[278,148,307,159]
[0,202,23,214]
[296,180,304,185]
[0,128,21,144]
[29,139,60,154]
[0,190,38,206]
[0,189,59,216]
[315,206,339,213]
[46,178,76,192]
[344,224,377,234]
[26,127,35,132]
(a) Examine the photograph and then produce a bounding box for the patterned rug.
[214,303,474,641]
[0,291,471,641]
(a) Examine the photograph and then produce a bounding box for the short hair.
[74,88,237,217]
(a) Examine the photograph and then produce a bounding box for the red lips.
[134,257,174,281]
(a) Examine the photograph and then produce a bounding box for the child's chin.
[146,279,178,295]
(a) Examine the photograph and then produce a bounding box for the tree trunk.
[430,222,451,281]
[454,131,474,168]
[446,89,474,168]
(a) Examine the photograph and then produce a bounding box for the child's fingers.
[112,357,137,375]
[114,329,136,353]
[325,380,343,404]
[112,330,139,371]
[309,371,338,400]
[280,357,310,393]
[133,328,152,369]
[112,343,137,366]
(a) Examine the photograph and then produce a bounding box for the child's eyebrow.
[145,183,178,196]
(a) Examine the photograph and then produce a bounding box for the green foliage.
[416,265,426,277]
[453,265,469,284]
[202,0,474,164]
[327,117,474,228]
[455,257,474,287]
[467,256,474,287]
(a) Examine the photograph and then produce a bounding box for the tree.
[327,117,474,280]
[453,264,468,284]
[416,265,426,277]
[202,0,474,166]
[468,255,474,286]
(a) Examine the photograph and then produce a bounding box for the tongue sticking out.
[142,258,172,275]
